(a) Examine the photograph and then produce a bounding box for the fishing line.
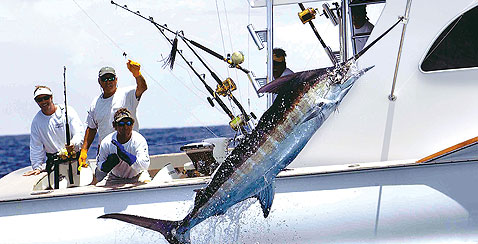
[215,0,229,77]
[72,0,125,55]
[72,0,220,137]
[222,0,247,114]
[141,70,219,137]
[164,60,230,118]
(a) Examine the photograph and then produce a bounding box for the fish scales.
[98,64,373,244]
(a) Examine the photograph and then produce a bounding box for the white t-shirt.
[30,105,85,170]
[86,86,140,144]
[354,20,374,53]
[97,131,150,179]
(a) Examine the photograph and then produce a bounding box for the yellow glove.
[127,59,142,78]
[78,148,89,171]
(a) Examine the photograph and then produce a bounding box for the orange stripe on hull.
[416,136,478,163]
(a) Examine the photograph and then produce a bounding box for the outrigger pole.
[111,1,253,133]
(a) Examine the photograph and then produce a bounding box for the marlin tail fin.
[99,213,186,244]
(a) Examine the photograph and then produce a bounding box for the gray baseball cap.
[98,66,116,77]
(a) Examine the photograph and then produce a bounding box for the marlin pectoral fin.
[302,109,321,124]
[256,183,276,218]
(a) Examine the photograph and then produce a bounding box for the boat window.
[421,6,478,72]
[349,1,386,55]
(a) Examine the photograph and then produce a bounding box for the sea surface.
[0,125,236,179]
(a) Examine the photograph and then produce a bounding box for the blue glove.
[111,139,136,166]
[101,153,120,173]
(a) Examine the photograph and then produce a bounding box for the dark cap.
[113,108,134,123]
[99,67,116,77]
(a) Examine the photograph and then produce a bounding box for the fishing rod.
[63,66,76,183]
[63,66,70,147]
[157,27,249,134]
[110,1,250,74]
[111,1,252,133]
[177,34,256,125]
[298,3,339,66]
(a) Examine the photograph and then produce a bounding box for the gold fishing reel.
[57,148,77,161]
[215,77,237,97]
[298,7,318,24]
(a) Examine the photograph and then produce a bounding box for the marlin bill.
[99,61,373,244]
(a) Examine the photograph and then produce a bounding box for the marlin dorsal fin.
[256,183,276,218]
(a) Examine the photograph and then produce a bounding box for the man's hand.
[101,154,120,173]
[78,148,89,171]
[112,139,137,166]
[23,169,42,176]
[65,144,74,154]
[127,59,141,78]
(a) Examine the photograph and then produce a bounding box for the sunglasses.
[35,95,51,103]
[273,60,285,66]
[117,121,133,126]
[101,76,116,82]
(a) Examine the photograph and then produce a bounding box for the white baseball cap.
[33,87,53,99]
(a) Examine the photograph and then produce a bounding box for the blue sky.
[0,0,382,135]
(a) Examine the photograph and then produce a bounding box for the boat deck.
[0,155,418,203]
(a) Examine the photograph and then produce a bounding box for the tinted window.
[421,6,478,72]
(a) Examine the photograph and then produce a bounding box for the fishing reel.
[215,78,237,97]
[226,51,244,67]
[229,115,245,131]
[298,7,318,24]
[298,3,339,26]
[57,148,77,161]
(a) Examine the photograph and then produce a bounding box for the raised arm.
[127,59,148,99]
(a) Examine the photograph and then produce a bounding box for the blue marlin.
[99,62,372,243]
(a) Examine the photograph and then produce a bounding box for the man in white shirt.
[95,108,150,186]
[352,5,374,53]
[26,86,84,177]
[78,60,147,169]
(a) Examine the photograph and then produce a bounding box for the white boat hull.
[2,159,478,243]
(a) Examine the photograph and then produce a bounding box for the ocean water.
[0,125,236,179]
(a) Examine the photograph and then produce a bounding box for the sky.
[0,0,383,136]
